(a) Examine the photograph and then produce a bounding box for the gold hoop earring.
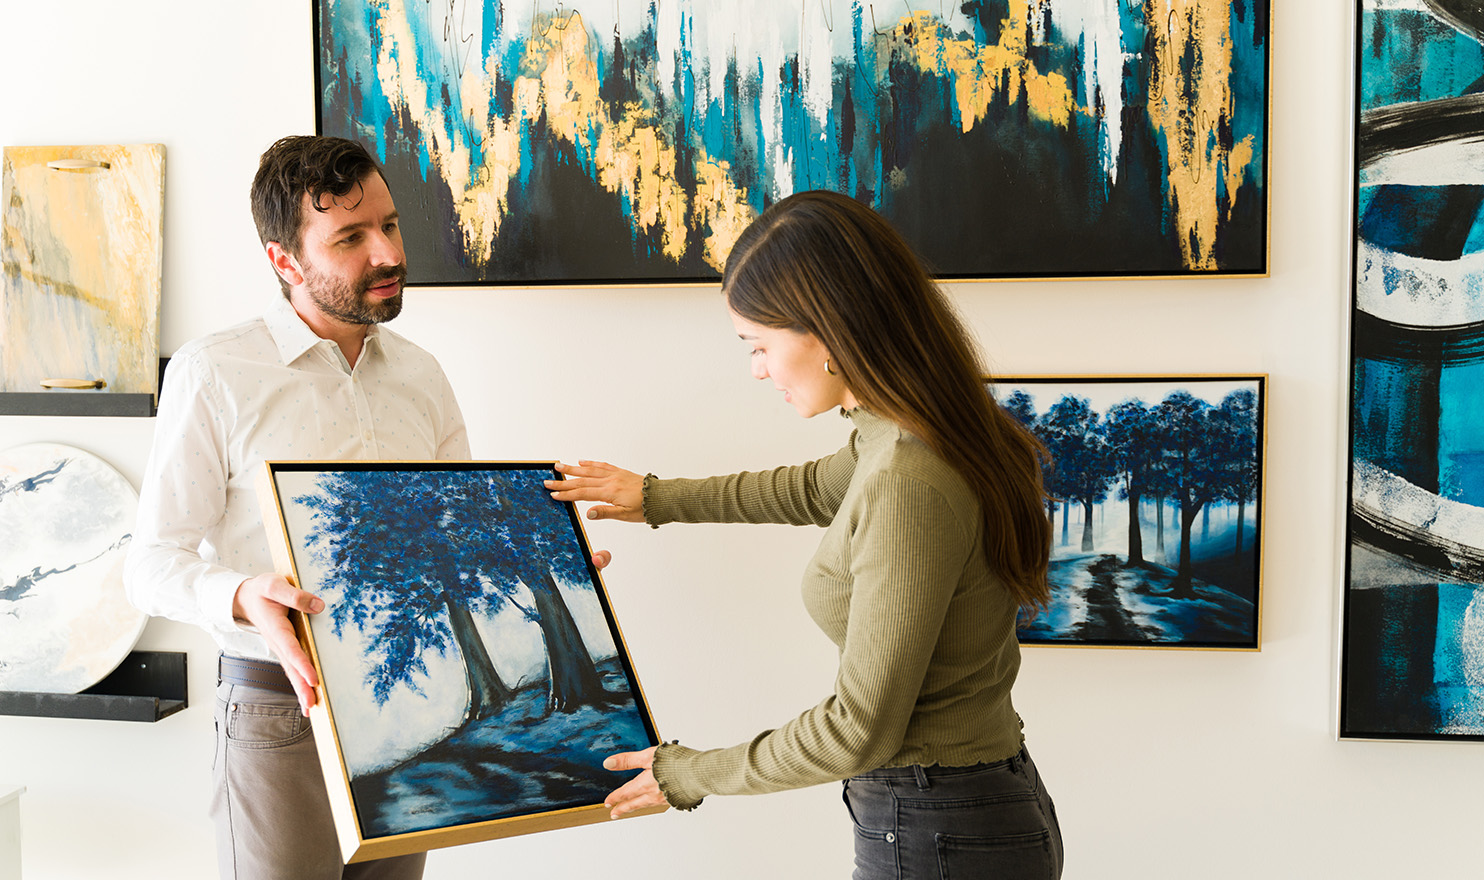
[824,359,837,376]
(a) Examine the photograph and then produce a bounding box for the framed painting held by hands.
[256,460,662,862]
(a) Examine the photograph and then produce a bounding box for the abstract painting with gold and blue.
[315,1,1268,285]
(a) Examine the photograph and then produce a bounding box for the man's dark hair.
[250,136,383,294]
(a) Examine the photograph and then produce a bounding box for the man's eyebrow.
[329,210,399,239]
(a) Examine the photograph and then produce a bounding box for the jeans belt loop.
[912,765,930,791]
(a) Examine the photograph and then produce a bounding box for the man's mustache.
[360,265,407,290]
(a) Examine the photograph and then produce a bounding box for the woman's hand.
[603,746,668,819]
[546,460,647,523]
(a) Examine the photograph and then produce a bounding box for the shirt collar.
[264,295,383,367]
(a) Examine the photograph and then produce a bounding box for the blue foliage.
[295,467,599,707]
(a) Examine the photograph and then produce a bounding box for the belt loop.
[912,765,930,791]
[1009,748,1025,773]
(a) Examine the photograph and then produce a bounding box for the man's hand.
[233,573,324,715]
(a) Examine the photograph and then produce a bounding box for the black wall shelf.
[0,358,166,418]
[0,391,156,417]
[0,651,188,722]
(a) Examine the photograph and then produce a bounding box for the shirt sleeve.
[651,469,974,808]
[122,351,252,636]
[642,437,859,527]
[433,367,471,461]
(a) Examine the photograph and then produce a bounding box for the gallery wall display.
[0,443,146,694]
[258,461,662,862]
[0,144,164,417]
[1343,0,1484,741]
[314,0,1269,286]
[991,375,1265,649]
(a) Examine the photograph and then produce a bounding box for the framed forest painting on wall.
[1343,0,1484,741]
[257,461,662,862]
[314,0,1269,286]
[991,375,1265,649]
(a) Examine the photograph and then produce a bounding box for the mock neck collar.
[842,406,896,438]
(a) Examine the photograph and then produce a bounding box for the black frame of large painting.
[312,1,1271,287]
[1342,0,1484,742]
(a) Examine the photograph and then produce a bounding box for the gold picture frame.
[257,460,663,862]
[989,374,1267,650]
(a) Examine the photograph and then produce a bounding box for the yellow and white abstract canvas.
[0,144,164,397]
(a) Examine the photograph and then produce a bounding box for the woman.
[548,190,1063,879]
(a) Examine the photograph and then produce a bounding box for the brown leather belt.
[218,654,295,695]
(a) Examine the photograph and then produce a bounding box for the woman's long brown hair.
[723,190,1052,610]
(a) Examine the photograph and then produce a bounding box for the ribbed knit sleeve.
[642,440,857,527]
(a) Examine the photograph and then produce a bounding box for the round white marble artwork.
[0,442,146,693]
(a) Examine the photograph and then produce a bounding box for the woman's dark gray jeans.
[842,746,1062,879]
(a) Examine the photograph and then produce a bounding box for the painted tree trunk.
[1126,486,1145,566]
[444,594,513,722]
[1081,498,1096,551]
[1172,499,1203,598]
[527,565,605,713]
[1234,498,1247,559]
[1156,499,1166,555]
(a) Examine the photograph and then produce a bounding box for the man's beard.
[303,261,407,325]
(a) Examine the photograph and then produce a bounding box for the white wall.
[3,2,1479,877]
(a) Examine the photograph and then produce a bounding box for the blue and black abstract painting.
[995,376,1263,648]
[1344,0,1484,739]
[315,0,1268,285]
[274,463,658,839]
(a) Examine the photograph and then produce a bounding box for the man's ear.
[266,241,305,288]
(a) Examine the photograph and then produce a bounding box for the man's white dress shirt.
[124,296,469,661]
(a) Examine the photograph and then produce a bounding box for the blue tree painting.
[993,377,1264,648]
[275,464,657,838]
[315,0,1268,285]
[1345,0,1484,740]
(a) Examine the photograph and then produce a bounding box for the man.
[125,136,464,879]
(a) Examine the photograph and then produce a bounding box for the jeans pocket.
[844,780,900,880]
[936,829,1056,880]
[224,700,312,750]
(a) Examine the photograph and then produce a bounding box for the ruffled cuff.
[640,473,667,529]
[651,740,706,811]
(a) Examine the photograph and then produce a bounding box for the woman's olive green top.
[644,408,1025,811]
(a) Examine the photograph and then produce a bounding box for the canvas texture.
[315,1,1268,284]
